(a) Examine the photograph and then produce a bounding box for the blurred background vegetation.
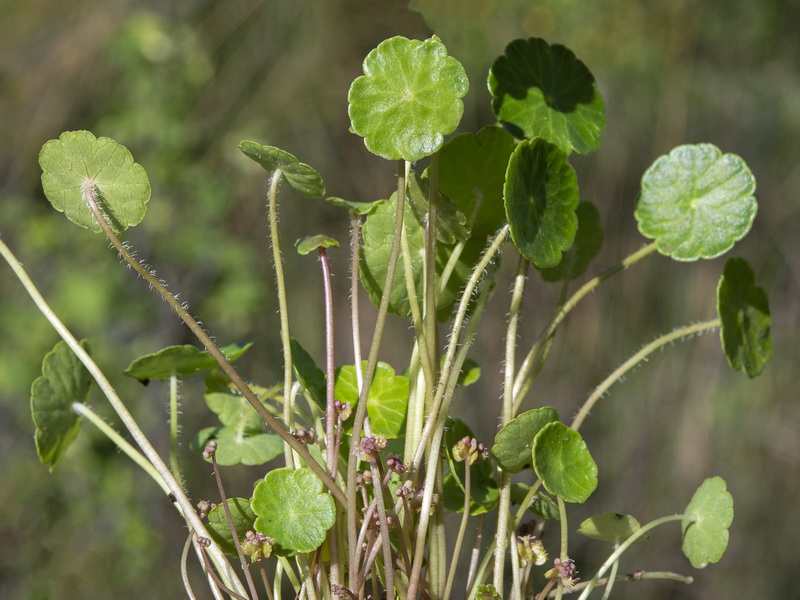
[1,0,798,598]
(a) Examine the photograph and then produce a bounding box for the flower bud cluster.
[452,435,489,465]
[241,530,274,563]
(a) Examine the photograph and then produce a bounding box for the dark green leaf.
[492,407,559,473]
[533,422,597,503]
[537,201,603,282]
[489,38,606,155]
[39,131,151,232]
[348,36,468,161]
[717,258,772,378]
[504,138,579,268]
[30,340,92,471]
[437,126,516,237]
[123,341,253,381]
[252,468,336,556]
[239,141,325,197]
[636,144,757,261]
[682,476,734,568]
[191,426,283,466]
[290,338,327,410]
[206,498,257,556]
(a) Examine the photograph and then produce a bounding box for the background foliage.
[1,0,798,598]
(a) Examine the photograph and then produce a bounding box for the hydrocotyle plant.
[3,29,772,600]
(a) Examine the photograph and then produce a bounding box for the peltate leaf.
[252,468,336,556]
[334,362,408,438]
[348,35,468,161]
[437,126,516,237]
[206,498,257,556]
[577,513,643,543]
[191,426,282,466]
[492,407,559,473]
[717,257,772,378]
[537,201,603,282]
[39,131,150,232]
[123,341,253,381]
[295,234,339,255]
[504,138,579,268]
[30,339,92,471]
[682,476,734,568]
[488,38,606,155]
[635,144,757,261]
[291,338,327,410]
[326,197,381,215]
[532,422,597,503]
[239,141,325,197]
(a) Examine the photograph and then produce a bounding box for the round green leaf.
[123,341,253,381]
[537,201,603,282]
[239,141,325,197]
[635,144,757,261]
[488,38,606,155]
[717,257,772,378]
[578,513,643,543]
[504,138,580,268]
[436,126,516,237]
[39,131,151,232]
[252,467,336,556]
[532,422,598,503]
[295,234,339,256]
[206,498,257,556]
[682,476,734,568]
[191,426,283,466]
[348,35,468,161]
[492,407,559,473]
[30,339,93,471]
[334,362,408,438]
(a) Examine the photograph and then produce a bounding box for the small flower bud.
[197,500,215,517]
[241,530,273,562]
[545,557,577,587]
[203,441,217,459]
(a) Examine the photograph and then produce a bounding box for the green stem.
[410,225,509,471]
[79,181,345,507]
[513,243,658,405]
[599,550,619,600]
[0,237,247,597]
[169,373,183,487]
[494,255,528,596]
[442,458,471,600]
[266,171,296,469]
[349,211,364,391]
[71,402,165,492]
[571,318,720,431]
[549,571,693,597]
[346,159,408,594]
[554,496,569,600]
[575,514,691,600]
